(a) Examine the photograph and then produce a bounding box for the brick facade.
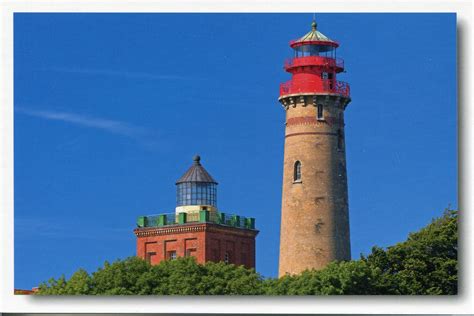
[135,222,258,268]
[278,95,351,276]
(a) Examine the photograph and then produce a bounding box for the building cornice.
[279,94,351,110]
[134,223,259,238]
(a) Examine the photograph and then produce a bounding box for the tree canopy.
[38,257,264,295]
[37,209,457,295]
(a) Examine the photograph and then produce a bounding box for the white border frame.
[1,0,472,313]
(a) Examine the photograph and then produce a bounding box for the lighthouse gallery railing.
[284,56,344,70]
[137,211,256,230]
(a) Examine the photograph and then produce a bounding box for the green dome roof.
[291,21,338,48]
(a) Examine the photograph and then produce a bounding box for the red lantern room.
[280,21,350,99]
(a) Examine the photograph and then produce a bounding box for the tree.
[265,260,391,295]
[265,209,458,295]
[90,257,151,295]
[198,261,264,295]
[37,256,265,295]
[63,269,92,294]
[363,209,458,295]
[37,275,67,295]
[36,209,457,295]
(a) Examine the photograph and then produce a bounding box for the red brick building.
[134,156,258,268]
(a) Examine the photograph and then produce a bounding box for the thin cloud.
[16,107,146,138]
[48,67,199,81]
[15,217,132,241]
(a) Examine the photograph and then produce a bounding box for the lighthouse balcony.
[279,79,350,98]
[284,56,344,72]
[136,210,256,230]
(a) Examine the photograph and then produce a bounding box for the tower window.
[224,252,231,264]
[294,161,302,182]
[168,251,177,260]
[337,129,344,150]
[317,104,324,120]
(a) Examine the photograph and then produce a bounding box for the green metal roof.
[292,21,338,46]
[176,155,217,184]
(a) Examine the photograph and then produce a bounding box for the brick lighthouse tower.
[278,20,351,276]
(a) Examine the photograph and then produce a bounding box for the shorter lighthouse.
[134,156,258,268]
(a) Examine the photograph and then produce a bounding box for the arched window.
[294,161,302,182]
[317,104,324,120]
[337,129,344,150]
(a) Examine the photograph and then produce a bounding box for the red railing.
[284,56,344,71]
[279,79,350,98]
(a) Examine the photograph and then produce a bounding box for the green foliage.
[91,257,151,295]
[36,209,457,295]
[265,260,392,295]
[363,209,458,295]
[37,257,264,295]
[198,261,264,295]
[37,275,67,295]
[265,209,457,295]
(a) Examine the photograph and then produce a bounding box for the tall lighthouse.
[278,20,351,276]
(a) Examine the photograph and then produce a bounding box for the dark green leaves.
[37,209,457,295]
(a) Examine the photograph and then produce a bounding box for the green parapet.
[178,212,187,224]
[245,217,255,229]
[219,212,226,224]
[137,216,146,227]
[199,210,210,223]
[158,214,167,226]
[231,215,241,227]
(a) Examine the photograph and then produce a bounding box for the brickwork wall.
[135,223,258,269]
[136,228,206,264]
[205,229,256,269]
[278,94,351,276]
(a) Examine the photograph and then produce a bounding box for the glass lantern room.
[293,44,336,58]
[291,21,339,58]
[176,155,218,207]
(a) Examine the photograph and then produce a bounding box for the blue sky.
[14,13,457,289]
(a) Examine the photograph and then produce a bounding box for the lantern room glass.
[176,182,217,207]
[293,44,336,58]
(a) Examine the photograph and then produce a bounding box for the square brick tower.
[278,21,352,276]
[134,156,258,269]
